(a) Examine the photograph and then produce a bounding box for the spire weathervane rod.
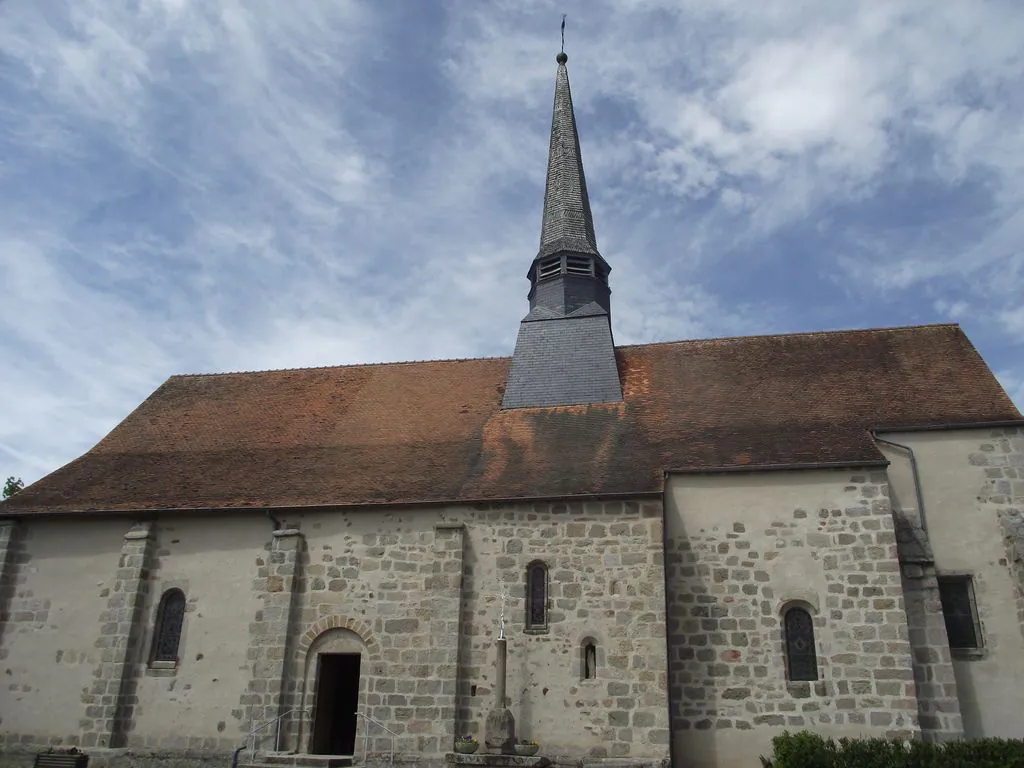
[561,14,566,53]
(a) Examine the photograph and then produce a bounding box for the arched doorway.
[301,628,367,755]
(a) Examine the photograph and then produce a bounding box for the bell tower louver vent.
[538,256,561,280]
[565,255,593,276]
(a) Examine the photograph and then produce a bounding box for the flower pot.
[514,744,539,757]
[454,742,479,754]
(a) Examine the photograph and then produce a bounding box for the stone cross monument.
[485,586,516,753]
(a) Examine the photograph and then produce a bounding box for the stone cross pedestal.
[485,637,516,753]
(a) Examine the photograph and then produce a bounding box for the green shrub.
[765,731,1024,768]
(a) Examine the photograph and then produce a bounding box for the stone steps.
[251,754,356,768]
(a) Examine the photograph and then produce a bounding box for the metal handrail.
[247,707,308,764]
[356,711,396,768]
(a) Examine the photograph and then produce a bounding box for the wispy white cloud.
[1,0,1021,485]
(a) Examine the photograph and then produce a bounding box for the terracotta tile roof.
[4,324,1020,515]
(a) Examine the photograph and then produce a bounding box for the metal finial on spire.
[558,14,567,63]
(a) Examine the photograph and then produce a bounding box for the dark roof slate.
[501,315,622,408]
[537,60,598,260]
[3,324,1020,516]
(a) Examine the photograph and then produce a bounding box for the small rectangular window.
[938,575,981,650]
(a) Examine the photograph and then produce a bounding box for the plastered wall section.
[664,470,919,768]
[0,518,125,742]
[880,427,1024,739]
[126,515,268,751]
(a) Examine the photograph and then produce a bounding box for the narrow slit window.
[583,641,597,680]
[938,576,982,650]
[526,561,548,630]
[537,257,561,279]
[151,588,186,665]
[783,606,818,682]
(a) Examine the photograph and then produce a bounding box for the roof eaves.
[664,459,890,476]
[0,488,665,519]
[871,419,1024,433]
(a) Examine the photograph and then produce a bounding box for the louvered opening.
[538,256,562,279]
[566,255,593,276]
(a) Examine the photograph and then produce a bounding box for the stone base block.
[445,755,549,768]
[484,709,516,755]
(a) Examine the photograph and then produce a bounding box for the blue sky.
[2,0,1023,485]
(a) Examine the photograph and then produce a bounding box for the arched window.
[150,588,186,665]
[526,561,548,630]
[582,640,598,680]
[783,605,818,682]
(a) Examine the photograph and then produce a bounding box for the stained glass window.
[526,561,547,629]
[938,576,980,649]
[151,589,186,664]
[783,606,818,682]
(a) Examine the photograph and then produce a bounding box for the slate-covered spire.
[502,52,622,410]
[538,52,599,259]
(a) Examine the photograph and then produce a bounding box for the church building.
[2,52,1023,768]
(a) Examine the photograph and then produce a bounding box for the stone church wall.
[0,500,670,767]
[271,498,670,762]
[451,499,670,761]
[6,429,1020,768]
[0,518,126,746]
[880,426,1024,740]
[664,469,919,768]
[271,507,464,759]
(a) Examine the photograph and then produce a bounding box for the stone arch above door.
[299,616,380,659]
[291,618,380,755]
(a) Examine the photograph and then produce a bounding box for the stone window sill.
[786,681,827,698]
[146,660,179,677]
[523,628,549,636]
[951,647,987,661]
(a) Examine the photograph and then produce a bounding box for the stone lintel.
[123,522,154,540]
[435,522,466,531]
[272,529,303,552]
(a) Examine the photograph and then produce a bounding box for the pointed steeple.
[502,52,622,410]
[538,52,599,260]
[524,52,613,319]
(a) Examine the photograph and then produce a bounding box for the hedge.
[762,731,1024,768]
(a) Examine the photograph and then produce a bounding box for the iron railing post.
[245,707,307,766]
[354,711,397,768]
